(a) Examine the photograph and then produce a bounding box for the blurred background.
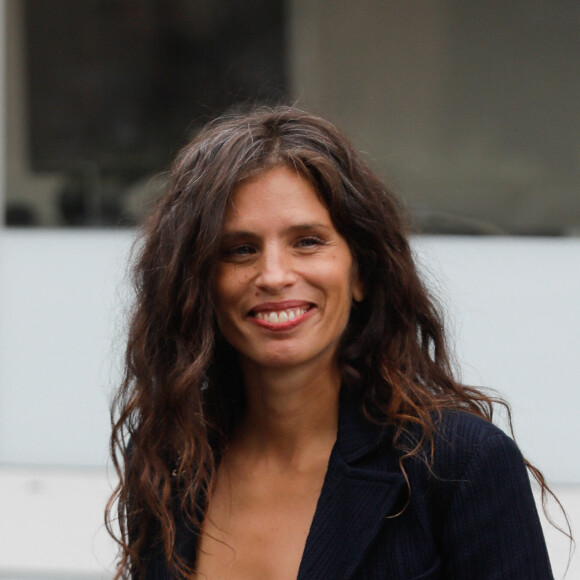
[0,0,578,577]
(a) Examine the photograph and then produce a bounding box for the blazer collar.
[335,387,391,462]
[298,389,407,579]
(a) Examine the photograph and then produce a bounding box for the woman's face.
[214,165,363,374]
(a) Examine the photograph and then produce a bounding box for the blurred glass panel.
[5,0,287,226]
[3,0,579,234]
[288,0,580,236]
[413,1,579,235]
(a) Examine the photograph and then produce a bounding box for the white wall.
[0,230,132,467]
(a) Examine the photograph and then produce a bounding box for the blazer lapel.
[297,394,406,579]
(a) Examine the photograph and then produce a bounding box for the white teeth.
[254,307,309,324]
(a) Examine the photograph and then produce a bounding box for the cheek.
[315,265,356,318]
[324,253,356,292]
[215,266,240,301]
[214,266,253,321]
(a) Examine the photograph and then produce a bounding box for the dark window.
[8,0,287,226]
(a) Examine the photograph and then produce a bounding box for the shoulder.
[336,400,552,577]
[434,408,510,444]
[391,410,528,494]
[337,393,527,488]
[430,410,521,476]
[423,412,552,577]
[403,410,534,527]
[403,412,541,548]
[356,409,531,502]
[337,393,521,475]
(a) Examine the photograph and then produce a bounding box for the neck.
[233,359,341,468]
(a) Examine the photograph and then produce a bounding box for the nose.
[254,246,296,293]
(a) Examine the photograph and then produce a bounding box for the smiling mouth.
[248,303,315,327]
[252,306,310,324]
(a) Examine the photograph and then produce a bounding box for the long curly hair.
[106,105,566,578]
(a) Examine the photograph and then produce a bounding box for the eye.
[296,235,326,249]
[231,244,255,254]
[221,244,256,259]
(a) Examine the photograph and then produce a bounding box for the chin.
[252,353,307,369]
[243,343,338,373]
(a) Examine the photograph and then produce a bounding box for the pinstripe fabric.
[142,393,554,579]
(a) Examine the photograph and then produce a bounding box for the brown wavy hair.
[106,105,569,578]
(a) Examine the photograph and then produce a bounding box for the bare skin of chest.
[194,454,328,580]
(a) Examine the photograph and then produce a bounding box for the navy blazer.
[143,396,553,579]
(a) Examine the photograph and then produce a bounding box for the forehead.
[223,166,332,230]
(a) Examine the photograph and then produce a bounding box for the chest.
[194,462,326,579]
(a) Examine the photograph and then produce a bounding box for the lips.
[254,306,309,323]
[248,301,314,328]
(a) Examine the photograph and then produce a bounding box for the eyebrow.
[220,223,333,243]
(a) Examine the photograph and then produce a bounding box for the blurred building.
[2,0,579,233]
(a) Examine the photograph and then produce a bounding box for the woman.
[108,106,558,579]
